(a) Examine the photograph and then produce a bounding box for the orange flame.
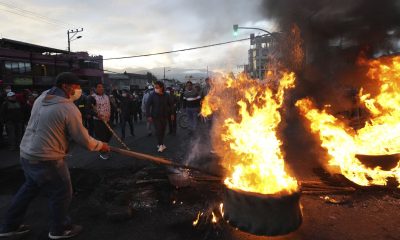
[296,55,400,187]
[202,72,298,194]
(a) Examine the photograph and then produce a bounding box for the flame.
[201,72,298,194]
[211,212,218,223]
[193,212,201,226]
[296,55,400,187]
[219,203,224,217]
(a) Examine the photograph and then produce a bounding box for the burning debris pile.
[258,0,400,189]
[296,55,400,188]
[201,71,302,236]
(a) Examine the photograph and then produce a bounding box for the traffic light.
[233,24,239,36]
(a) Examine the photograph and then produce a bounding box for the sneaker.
[99,153,110,160]
[0,224,31,237]
[48,225,83,239]
[158,145,167,152]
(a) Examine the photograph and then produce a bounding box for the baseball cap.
[7,91,15,97]
[56,72,86,85]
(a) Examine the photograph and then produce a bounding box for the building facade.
[104,72,153,91]
[246,33,281,80]
[0,38,103,90]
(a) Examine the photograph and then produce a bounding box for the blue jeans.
[186,107,199,131]
[0,157,72,233]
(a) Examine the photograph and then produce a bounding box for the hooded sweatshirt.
[20,87,104,161]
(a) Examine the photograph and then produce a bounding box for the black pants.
[94,120,112,142]
[110,109,119,126]
[120,116,134,139]
[133,111,139,123]
[87,117,94,137]
[6,122,23,148]
[153,118,167,145]
[168,113,177,134]
[138,109,142,121]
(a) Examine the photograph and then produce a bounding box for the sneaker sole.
[0,229,30,237]
[48,232,79,239]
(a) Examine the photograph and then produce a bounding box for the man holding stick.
[0,72,110,239]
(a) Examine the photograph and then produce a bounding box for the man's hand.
[147,117,153,122]
[100,142,110,152]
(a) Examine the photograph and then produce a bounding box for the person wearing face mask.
[114,89,135,140]
[146,81,174,152]
[0,91,24,150]
[0,72,110,239]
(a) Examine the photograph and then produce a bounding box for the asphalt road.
[0,118,399,240]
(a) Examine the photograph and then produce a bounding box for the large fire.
[296,55,400,187]
[201,72,298,194]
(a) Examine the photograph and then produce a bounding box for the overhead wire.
[0,1,253,71]
[103,37,251,60]
[0,1,71,28]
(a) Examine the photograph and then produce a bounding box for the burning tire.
[222,187,302,236]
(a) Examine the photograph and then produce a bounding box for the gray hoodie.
[20,88,104,161]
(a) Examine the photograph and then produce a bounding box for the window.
[4,61,31,74]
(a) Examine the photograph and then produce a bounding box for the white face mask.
[155,89,162,94]
[70,88,82,101]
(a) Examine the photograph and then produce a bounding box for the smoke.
[261,0,400,106]
[259,0,400,173]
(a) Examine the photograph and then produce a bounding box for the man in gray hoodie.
[0,72,110,239]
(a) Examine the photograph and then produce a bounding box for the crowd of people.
[0,72,212,239]
[0,75,210,154]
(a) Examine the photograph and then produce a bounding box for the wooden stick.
[110,146,222,177]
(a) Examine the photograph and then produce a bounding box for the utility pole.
[67,28,83,53]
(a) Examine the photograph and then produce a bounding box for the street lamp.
[163,67,171,80]
[233,24,273,36]
[67,28,84,53]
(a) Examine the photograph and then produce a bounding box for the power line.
[103,37,251,60]
[0,1,71,28]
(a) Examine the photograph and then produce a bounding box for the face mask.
[70,88,82,101]
[122,93,127,97]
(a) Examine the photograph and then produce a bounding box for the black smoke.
[261,0,400,175]
[262,0,400,106]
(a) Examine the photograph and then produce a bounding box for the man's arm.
[66,106,108,152]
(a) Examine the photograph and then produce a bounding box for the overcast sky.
[0,0,276,77]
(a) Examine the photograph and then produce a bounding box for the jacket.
[20,87,104,161]
[145,92,172,119]
[182,89,201,108]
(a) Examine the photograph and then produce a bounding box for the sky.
[0,0,276,78]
